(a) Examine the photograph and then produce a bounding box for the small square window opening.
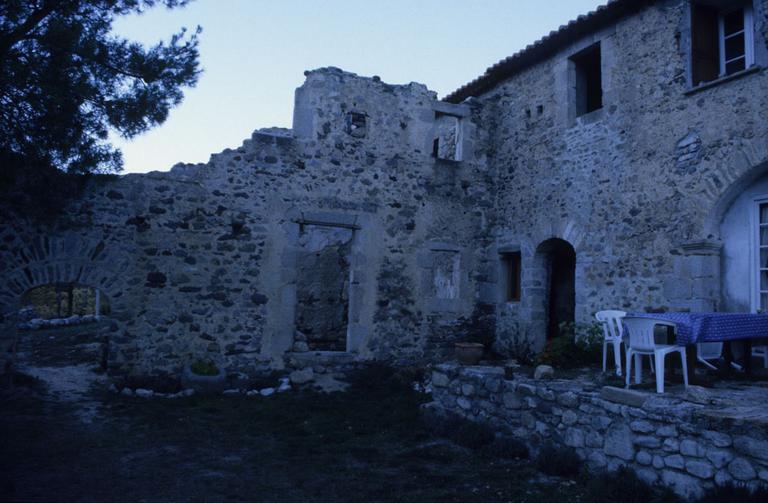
[345,111,367,138]
[501,251,522,302]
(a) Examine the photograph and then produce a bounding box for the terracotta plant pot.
[455,342,484,365]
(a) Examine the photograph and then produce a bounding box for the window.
[432,112,462,161]
[691,2,754,86]
[756,202,768,312]
[345,111,367,138]
[501,252,522,302]
[21,283,107,320]
[570,42,602,117]
[433,250,461,300]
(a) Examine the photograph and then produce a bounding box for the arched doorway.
[18,283,111,370]
[536,238,576,340]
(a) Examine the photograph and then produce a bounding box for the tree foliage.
[0,0,201,183]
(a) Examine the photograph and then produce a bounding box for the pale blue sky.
[112,0,606,173]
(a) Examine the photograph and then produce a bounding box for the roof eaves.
[444,0,656,103]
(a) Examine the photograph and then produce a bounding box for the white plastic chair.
[697,342,742,370]
[752,345,768,368]
[595,310,654,377]
[624,317,688,394]
[595,310,626,376]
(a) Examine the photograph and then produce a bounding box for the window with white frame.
[755,201,768,312]
[691,2,755,86]
[719,6,754,75]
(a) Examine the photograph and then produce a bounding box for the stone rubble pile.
[112,376,297,399]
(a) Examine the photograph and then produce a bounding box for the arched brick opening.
[0,233,132,378]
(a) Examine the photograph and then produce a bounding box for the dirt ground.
[0,326,584,503]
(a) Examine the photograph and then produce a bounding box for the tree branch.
[0,1,60,58]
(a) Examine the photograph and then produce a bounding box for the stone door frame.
[275,210,373,358]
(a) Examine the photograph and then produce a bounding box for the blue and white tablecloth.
[626,312,768,345]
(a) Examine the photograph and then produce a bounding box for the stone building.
[1,0,767,380]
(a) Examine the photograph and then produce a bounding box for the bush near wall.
[536,322,602,368]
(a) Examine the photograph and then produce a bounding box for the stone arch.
[703,153,768,239]
[0,233,134,376]
[528,219,586,255]
[0,234,130,316]
[672,150,768,314]
[718,163,768,313]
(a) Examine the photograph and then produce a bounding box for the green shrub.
[536,442,582,477]
[696,482,768,503]
[536,321,602,368]
[583,466,680,503]
[190,359,219,376]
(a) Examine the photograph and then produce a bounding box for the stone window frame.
[418,241,470,314]
[569,42,603,118]
[558,29,615,128]
[683,0,766,94]
[430,102,470,164]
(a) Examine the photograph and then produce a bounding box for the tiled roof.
[444,0,656,103]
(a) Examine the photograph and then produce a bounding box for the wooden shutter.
[692,3,720,85]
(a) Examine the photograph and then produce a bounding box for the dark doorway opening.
[538,239,576,340]
[295,225,353,352]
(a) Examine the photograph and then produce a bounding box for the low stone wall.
[427,363,768,499]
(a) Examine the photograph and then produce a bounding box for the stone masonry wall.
[0,68,495,381]
[476,0,768,353]
[429,364,768,500]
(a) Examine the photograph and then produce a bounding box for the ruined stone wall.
[477,0,768,352]
[0,68,495,380]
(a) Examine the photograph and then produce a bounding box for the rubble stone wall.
[0,68,495,380]
[429,364,768,499]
